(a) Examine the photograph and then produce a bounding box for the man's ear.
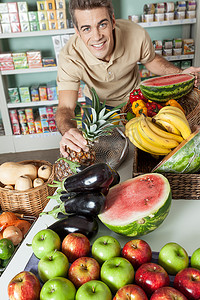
[112,13,116,30]
[74,26,80,36]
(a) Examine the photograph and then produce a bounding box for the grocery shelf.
[1,66,57,75]
[0,28,75,39]
[164,54,194,61]
[138,18,196,28]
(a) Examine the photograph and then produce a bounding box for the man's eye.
[82,27,90,32]
[100,23,107,28]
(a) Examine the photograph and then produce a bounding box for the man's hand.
[60,128,89,157]
[182,67,200,87]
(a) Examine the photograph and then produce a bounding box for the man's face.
[74,7,115,62]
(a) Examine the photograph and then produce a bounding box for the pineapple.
[55,87,125,181]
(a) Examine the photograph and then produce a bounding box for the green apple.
[75,280,112,300]
[100,257,134,293]
[191,248,200,269]
[91,236,121,264]
[40,277,76,300]
[158,242,189,275]
[38,250,69,282]
[31,229,61,259]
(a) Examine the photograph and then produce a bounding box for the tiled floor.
[0,148,60,165]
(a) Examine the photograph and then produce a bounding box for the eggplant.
[110,169,120,187]
[63,192,106,216]
[48,214,98,241]
[62,163,114,192]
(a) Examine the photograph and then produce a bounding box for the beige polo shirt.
[57,19,155,106]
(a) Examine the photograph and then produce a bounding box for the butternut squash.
[0,162,37,185]
[15,175,32,191]
[33,177,44,188]
[38,164,52,181]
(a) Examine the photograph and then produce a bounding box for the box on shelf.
[30,21,40,31]
[41,119,50,132]
[7,2,18,13]
[39,85,48,101]
[25,108,34,122]
[39,20,49,30]
[45,0,56,11]
[47,82,58,100]
[30,86,40,101]
[35,120,43,133]
[37,1,45,11]
[9,109,21,135]
[183,38,195,55]
[0,3,8,14]
[8,87,20,103]
[28,11,38,22]
[19,87,31,102]
[55,0,66,10]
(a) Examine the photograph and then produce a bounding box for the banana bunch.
[125,106,191,156]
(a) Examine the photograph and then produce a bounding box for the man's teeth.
[93,42,104,48]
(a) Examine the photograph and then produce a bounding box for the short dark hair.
[69,0,114,28]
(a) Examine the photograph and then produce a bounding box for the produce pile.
[0,162,52,191]
[0,211,32,269]
[124,74,200,174]
[7,230,200,300]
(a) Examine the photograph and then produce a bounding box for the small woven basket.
[0,160,56,216]
[122,88,200,200]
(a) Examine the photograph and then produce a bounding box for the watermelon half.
[98,173,172,237]
[152,129,200,174]
[140,73,195,102]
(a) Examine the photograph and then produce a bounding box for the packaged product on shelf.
[18,109,26,122]
[181,60,192,69]
[162,48,173,56]
[48,20,57,29]
[25,108,34,122]
[165,2,175,12]
[30,86,40,101]
[0,13,10,23]
[7,2,18,13]
[28,11,39,22]
[9,12,20,23]
[183,38,195,54]
[38,11,47,21]
[139,65,150,78]
[46,107,54,119]
[48,119,57,132]
[37,1,45,11]
[8,87,20,103]
[41,120,50,133]
[0,3,8,13]
[52,35,62,52]
[61,34,71,47]
[173,38,182,48]
[172,61,181,68]
[154,13,164,22]
[45,0,56,10]
[39,20,49,30]
[19,12,29,22]
[20,122,29,134]
[154,49,163,55]
[30,22,40,31]
[154,3,165,14]
[186,1,197,11]
[163,40,173,49]
[35,120,43,133]
[12,52,28,69]
[56,9,66,20]
[55,0,66,10]
[27,122,36,134]
[52,106,57,115]
[153,40,163,50]
[0,53,14,70]
[143,14,154,22]
[9,109,21,135]
[172,48,182,56]
[175,1,187,11]
[39,107,47,119]
[20,22,30,32]
[174,11,186,19]
[47,10,57,21]
[57,19,67,29]
[143,4,155,14]
[47,82,58,100]
[19,87,31,102]
[39,86,48,101]
[1,23,12,33]
[17,2,28,13]
[42,57,57,67]
[27,50,42,68]
[185,10,196,19]
[128,15,139,23]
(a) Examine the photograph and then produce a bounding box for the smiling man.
[56,0,200,156]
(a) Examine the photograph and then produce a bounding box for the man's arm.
[144,54,200,87]
[56,90,88,157]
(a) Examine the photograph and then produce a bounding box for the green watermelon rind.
[153,130,200,174]
[140,74,195,102]
[98,173,172,237]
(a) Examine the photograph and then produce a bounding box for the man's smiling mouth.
[92,41,106,49]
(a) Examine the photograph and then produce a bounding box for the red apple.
[135,262,170,296]
[122,239,152,269]
[7,271,41,300]
[150,286,188,299]
[113,284,148,300]
[62,232,90,262]
[174,267,200,300]
[68,256,100,288]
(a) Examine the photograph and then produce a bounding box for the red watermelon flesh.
[142,74,193,87]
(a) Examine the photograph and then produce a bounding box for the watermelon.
[98,173,172,237]
[140,73,195,102]
[152,129,200,174]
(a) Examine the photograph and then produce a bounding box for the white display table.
[1,144,200,299]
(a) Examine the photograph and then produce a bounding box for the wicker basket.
[121,88,200,200]
[0,160,56,216]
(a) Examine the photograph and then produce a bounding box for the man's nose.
[92,28,102,40]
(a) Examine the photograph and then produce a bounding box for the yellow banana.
[157,106,188,122]
[153,117,181,135]
[155,112,191,139]
[146,117,183,143]
[138,115,179,149]
[135,122,171,155]
[125,117,140,132]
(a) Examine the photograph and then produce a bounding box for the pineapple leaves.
[91,87,100,113]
